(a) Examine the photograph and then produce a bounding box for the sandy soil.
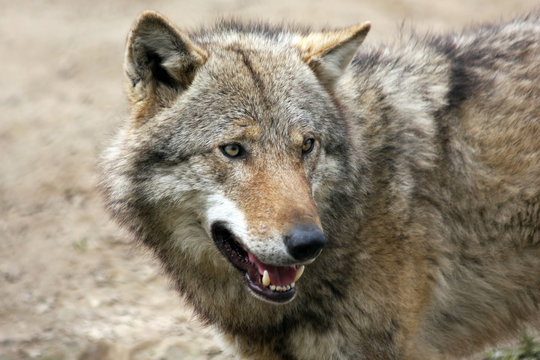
[1,1,538,359]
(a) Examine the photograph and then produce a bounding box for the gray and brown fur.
[101,10,540,359]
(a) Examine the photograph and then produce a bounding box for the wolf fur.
[101,10,540,359]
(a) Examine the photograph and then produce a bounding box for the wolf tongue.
[248,253,297,286]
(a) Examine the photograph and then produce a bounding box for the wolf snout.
[284,224,326,262]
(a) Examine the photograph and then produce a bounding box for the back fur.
[101,11,540,359]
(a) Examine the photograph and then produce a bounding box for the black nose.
[285,224,326,261]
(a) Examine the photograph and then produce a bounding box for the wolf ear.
[296,22,371,88]
[124,11,207,120]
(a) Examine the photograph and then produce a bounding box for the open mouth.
[211,223,303,303]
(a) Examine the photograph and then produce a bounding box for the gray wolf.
[101,10,540,359]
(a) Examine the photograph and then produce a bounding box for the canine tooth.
[262,270,270,287]
[270,285,276,291]
[291,282,296,288]
[294,265,305,282]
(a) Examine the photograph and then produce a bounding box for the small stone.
[3,267,22,283]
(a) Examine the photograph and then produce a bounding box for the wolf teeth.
[262,270,270,286]
[261,266,304,292]
[265,282,296,292]
[294,265,305,282]
[269,284,293,292]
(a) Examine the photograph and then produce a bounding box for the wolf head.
[102,11,369,307]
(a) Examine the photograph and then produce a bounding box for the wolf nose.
[285,224,326,262]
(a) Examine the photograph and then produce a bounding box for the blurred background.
[1,0,538,359]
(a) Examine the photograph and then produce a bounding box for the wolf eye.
[221,143,245,159]
[302,138,315,155]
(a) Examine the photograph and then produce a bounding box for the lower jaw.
[244,273,297,304]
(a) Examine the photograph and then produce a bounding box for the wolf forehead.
[164,45,335,135]
[125,16,362,158]
[133,69,339,164]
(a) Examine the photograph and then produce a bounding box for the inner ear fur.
[124,11,207,121]
[296,22,371,88]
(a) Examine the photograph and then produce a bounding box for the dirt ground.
[1,1,538,359]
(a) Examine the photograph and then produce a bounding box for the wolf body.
[101,11,540,359]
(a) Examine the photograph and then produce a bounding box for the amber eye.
[221,143,245,158]
[302,138,315,155]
